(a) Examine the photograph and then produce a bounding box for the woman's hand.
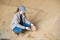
[31,24,36,31]
[25,27,31,30]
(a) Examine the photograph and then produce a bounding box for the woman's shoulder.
[12,12,19,17]
[15,12,19,14]
[14,12,19,15]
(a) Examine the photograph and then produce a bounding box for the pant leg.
[23,23,31,27]
[13,27,22,33]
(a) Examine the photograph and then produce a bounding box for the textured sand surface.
[0,0,60,40]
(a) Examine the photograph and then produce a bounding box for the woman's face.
[19,10,25,14]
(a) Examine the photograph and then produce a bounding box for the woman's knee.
[13,27,22,33]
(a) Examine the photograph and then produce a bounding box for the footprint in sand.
[27,34,35,38]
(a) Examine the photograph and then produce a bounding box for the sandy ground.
[0,0,60,40]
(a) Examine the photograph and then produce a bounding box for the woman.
[10,6,36,36]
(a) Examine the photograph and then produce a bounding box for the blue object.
[13,27,22,33]
[19,5,26,11]
[23,23,31,27]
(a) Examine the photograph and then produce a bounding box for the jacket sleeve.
[25,17,32,25]
[10,14,25,29]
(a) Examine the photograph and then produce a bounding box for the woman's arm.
[25,18,31,25]
[25,18,36,31]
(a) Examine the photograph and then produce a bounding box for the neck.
[19,12,23,14]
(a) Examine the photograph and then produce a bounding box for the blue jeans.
[13,23,31,33]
